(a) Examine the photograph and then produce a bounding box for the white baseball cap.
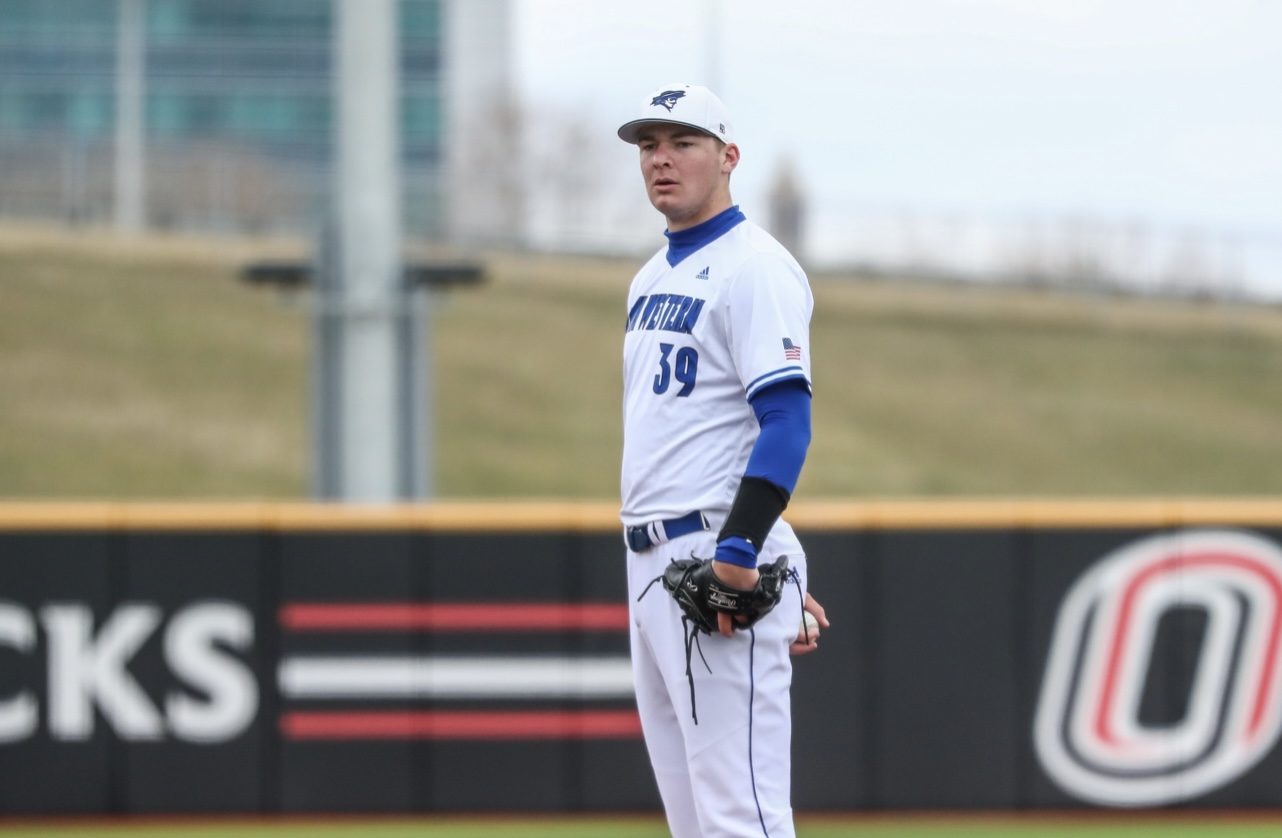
[617,83,735,145]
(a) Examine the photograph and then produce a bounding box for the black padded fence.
[2,501,1281,814]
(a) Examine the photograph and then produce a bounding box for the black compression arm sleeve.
[717,476,791,551]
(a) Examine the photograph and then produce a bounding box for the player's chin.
[647,189,682,213]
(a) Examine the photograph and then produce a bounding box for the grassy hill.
[3,222,1282,500]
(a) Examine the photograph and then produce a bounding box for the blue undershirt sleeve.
[744,378,812,494]
[714,379,812,569]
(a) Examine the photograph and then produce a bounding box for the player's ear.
[721,142,740,175]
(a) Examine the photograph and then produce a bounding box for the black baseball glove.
[659,554,791,635]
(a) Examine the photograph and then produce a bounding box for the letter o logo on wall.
[1035,529,1282,807]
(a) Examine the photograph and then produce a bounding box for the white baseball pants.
[627,531,806,838]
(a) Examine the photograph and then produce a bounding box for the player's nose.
[650,143,674,166]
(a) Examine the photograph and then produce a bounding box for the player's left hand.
[652,555,789,639]
[790,592,829,656]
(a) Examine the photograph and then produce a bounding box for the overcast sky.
[511,0,1282,252]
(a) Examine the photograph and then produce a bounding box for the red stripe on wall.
[279,710,643,740]
[279,602,630,632]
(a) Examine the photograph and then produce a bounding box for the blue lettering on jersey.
[625,294,705,335]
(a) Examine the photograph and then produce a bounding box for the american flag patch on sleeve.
[782,337,803,361]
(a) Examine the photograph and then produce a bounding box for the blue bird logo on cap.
[651,90,686,112]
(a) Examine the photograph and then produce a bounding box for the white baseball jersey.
[620,217,813,543]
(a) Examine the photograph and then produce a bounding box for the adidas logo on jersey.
[695,266,710,280]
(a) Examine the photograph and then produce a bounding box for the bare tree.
[447,93,527,246]
[767,157,806,265]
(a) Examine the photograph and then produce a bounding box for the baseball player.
[618,83,828,838]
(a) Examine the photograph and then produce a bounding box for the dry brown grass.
[4,222,1282,500]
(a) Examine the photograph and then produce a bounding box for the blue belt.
[625,511,710,552]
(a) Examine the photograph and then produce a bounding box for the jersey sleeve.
[724,252,814,400]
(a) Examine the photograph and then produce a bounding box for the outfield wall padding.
[2,501,1282,814]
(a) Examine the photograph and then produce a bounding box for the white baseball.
[801,610,820,635]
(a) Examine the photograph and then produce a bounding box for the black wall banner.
[2,501,1281,814]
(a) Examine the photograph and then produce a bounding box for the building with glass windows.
[0,0,495,238]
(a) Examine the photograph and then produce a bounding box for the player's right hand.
[790,592,829,656]
[712,560,761,637]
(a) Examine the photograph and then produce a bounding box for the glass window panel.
[66,91,112,138]
[402,95,441,142]
[0,0,116,35]
[401,0,441,40]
